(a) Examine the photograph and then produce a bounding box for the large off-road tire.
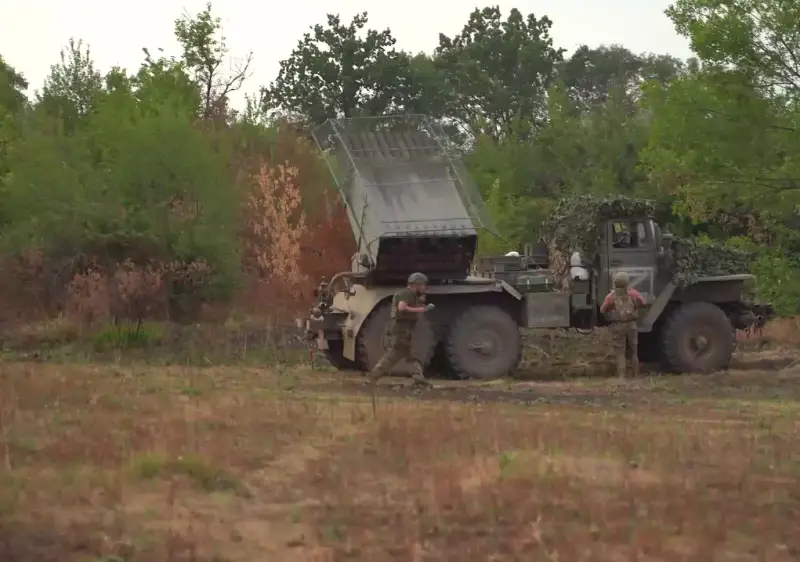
[355,302,436,373]
[661,302,735,373]
[445,305,522,380]
[323,340,358,371]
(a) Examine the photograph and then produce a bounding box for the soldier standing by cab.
[369,272,435,388]
[600,271,646,378]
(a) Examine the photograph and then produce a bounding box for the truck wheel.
[661,302,735,373]
[445,305,521,379]
[323,340,358,371]
[355,301,436,373]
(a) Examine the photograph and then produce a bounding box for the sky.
[0,0,694,109]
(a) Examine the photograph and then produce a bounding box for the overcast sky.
[0,0,693,109]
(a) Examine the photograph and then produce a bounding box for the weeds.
[0,361,798,560]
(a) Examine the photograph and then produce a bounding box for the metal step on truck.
[304,114,774,379]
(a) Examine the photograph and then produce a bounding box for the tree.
[638,0,800,311]
[560,45,685,108]
[174,2,252,120]
[642,0,800,228]
[641,70,798,229]
[434,6,565,139]
[135,48,201,118]
[0,56,29,183]
[37,38,105,133]
[261,12,421,124]
[666,0,800,95]
[0,56,28,115]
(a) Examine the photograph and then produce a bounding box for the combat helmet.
[613,271,629,288]
[407,272,428,284]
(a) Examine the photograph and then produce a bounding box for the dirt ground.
[0,343,799,561]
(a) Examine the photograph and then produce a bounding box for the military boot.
[410,373,432,389]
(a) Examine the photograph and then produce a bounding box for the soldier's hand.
[423,304,435,312]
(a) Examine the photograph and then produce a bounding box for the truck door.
[603,219,657,304]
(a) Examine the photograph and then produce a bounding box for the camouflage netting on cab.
[669,238,752,287]
[540,195,657,288]
[539,194,753,288]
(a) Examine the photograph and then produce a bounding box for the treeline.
[0,0,799,329]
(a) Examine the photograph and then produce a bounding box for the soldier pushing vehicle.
[369,272,435,388]
[600,271,646,378]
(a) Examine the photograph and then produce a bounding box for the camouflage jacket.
[390,288,420,339]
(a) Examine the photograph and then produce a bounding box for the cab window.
[611,220,651,249]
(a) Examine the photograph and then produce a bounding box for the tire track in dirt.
[311,350,799,407]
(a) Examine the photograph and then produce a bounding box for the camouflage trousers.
[611,321,638,378]
[369,337,427,384]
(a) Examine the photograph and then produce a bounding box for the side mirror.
[359,254,371,269]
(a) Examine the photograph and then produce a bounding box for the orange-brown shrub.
[243,161,310,310]
[111,259,168,324]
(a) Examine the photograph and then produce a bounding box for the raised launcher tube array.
[312,115,494,284]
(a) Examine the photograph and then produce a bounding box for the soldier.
[369,272,435,388]
[600,271,646,378]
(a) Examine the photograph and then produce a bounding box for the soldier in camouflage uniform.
[369,272,435,387]
[600,271,646,378]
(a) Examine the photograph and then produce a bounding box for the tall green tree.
[261,12,423,124]
[0,56,29,218]
[0,56,28,115]
[174,2,252,120]
[666,0,800,95]
[37,38,105,133]
[434,6,565,139]
[639,0,800,312]
[643,0,800,227]
[560,45,685,108]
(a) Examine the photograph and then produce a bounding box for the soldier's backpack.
[613,291,638,322]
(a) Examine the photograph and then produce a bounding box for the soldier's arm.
[599,292,615,313]
[628,288,646,307]
[397,295,426,313]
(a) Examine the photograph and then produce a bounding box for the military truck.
[304,115,774,379]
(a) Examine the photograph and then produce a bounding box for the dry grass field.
[0,321,799,561]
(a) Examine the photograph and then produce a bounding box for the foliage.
[37,38,105,133]
[666,0,800,94]
[174,2,252,119]
[0,56,28,115]
[261,12,421,124]
[560,44,686,108]
[434,7,564,138]
[640,70,799,227]
[244,162,309,302]
[0,0,796,324]
[640,0,800,306]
